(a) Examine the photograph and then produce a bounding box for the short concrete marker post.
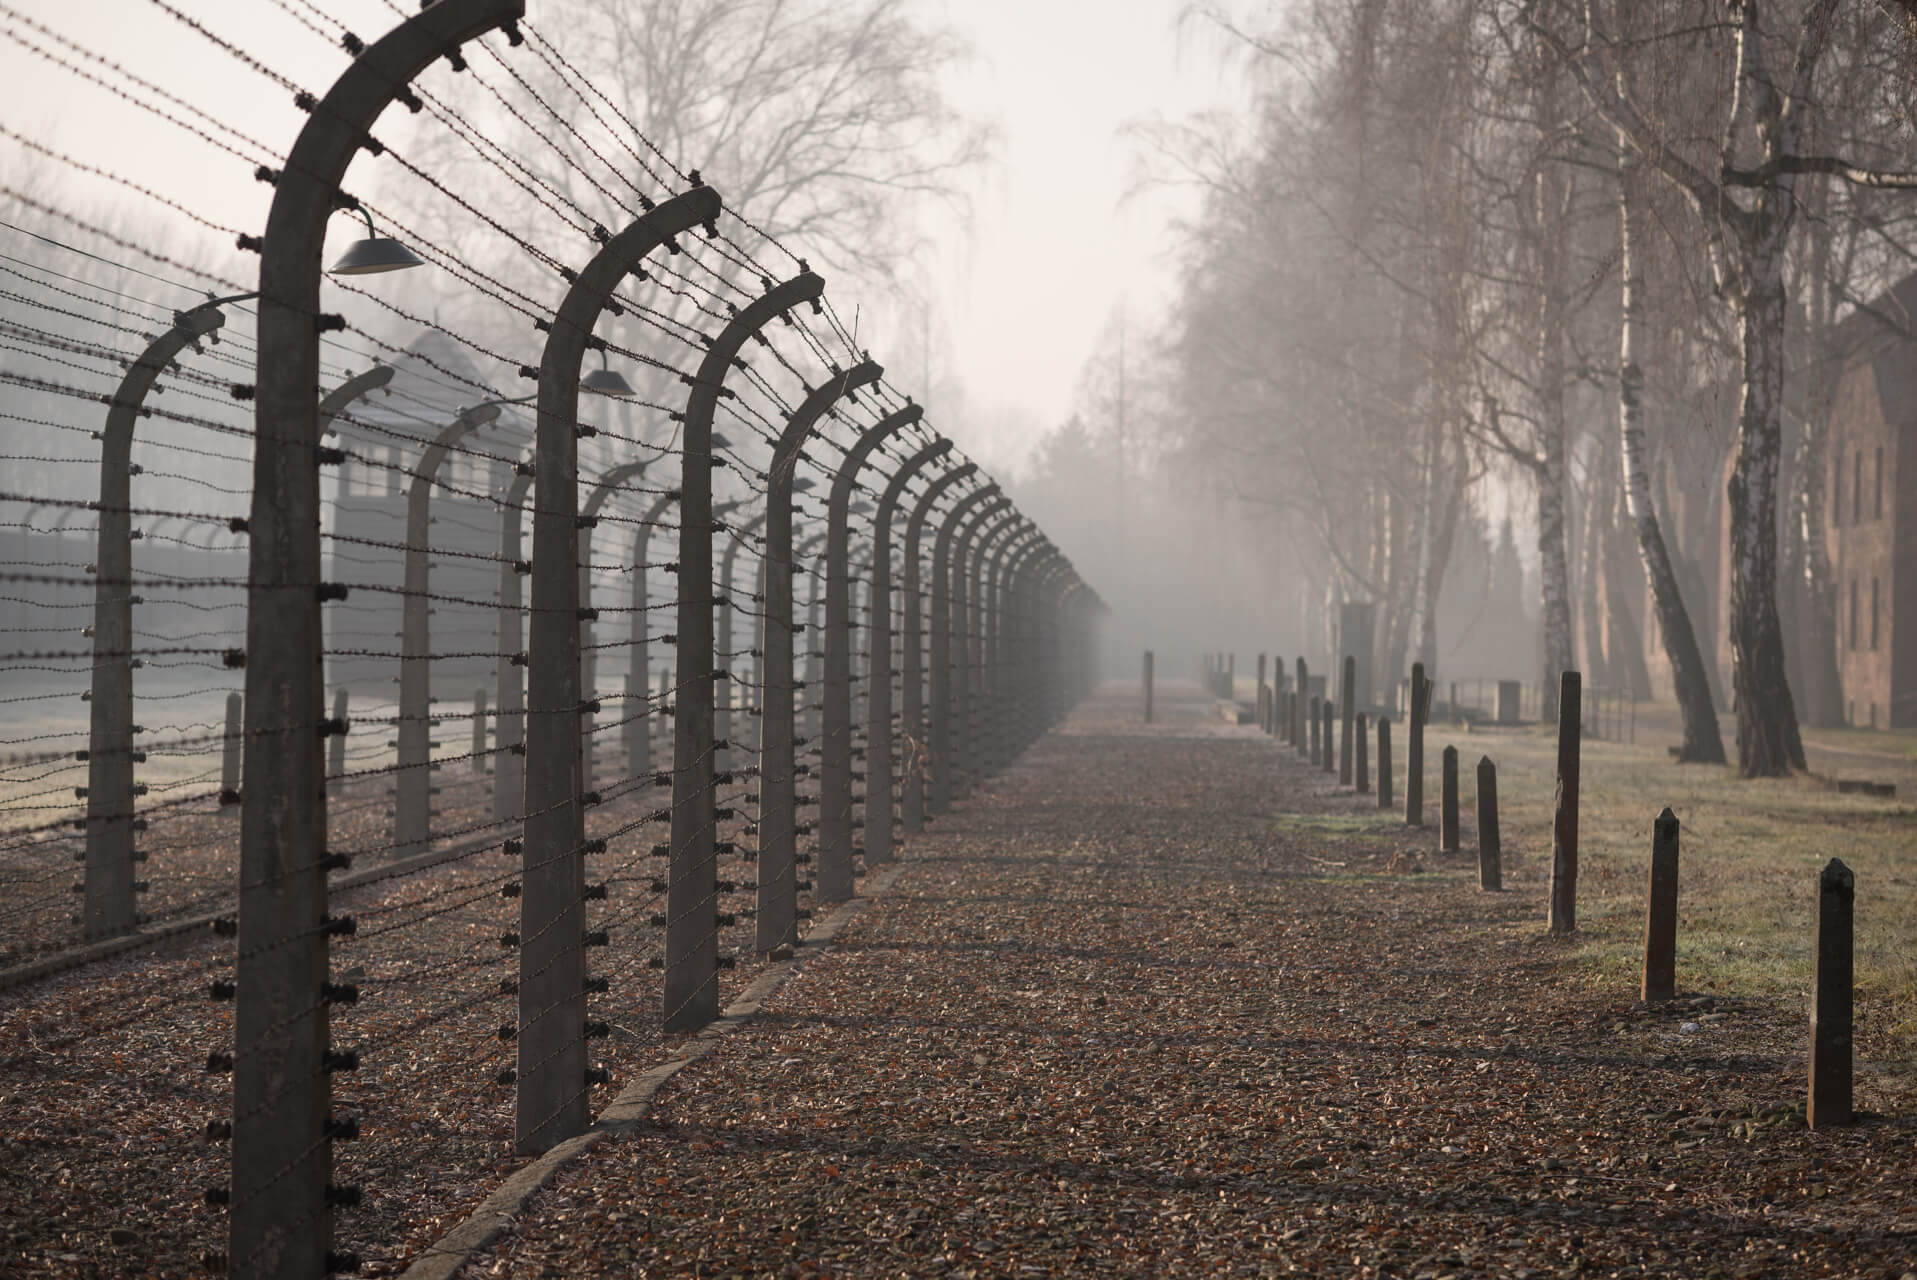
[1440,744,1459,854]
[1406,661,1426,828]
[1808,857,1854,1129]
[1476,755,1500,891]
[1548,670,1581,934]
[1339,654,1355,785]
[1377,717,1393,812]
[1642,807,1679,1001]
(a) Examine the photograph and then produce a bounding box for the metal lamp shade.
[328,235,425,275]
[579,366,636,397]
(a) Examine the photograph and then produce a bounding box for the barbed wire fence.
[0,2,1102,1277]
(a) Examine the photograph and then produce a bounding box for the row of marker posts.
[1183,649,1858,1132]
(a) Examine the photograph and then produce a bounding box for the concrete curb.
[397,861,908,1280]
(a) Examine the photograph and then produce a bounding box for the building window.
[1876,446,1885,520]
[1871,577,1881,651]
[1854,449,1864,525]
[1850,578,1859,650]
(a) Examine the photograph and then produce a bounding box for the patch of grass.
[1268,811,1398,840]
[1422,710,1917,1099]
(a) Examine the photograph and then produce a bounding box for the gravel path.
[465,681,1917,1280]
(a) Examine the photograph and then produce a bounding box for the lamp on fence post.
[819,401,919,899]
[394,400,504,860]
[234,3,524,1277]
[668,271,826,1033]
[518,185,723,1154]
[899,461,977,834]
[962,507,1022,794]
[865,437,950,865]
[757,360,881,951]
[82,293,246,941]
[929,486,1006,816]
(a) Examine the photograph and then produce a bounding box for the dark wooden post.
[1355,712,1369,793]
[1476,756,1500,891]
[1339,654,1355,785]
[1548,670,1581,934]
[1406,661,1426,827]
[1440,744,1459,854]
[1321,701,1335,773]
[1377,717,1393,811]
[1307,695,1321,762]
[1808,857,1853,1128]
[1143,650,1154,723]
[1642,807,1679,1000]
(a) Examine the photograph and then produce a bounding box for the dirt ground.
[457,681,1917,1279]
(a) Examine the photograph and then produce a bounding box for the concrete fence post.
[667,272,823,1034]
[760,362,881,942]
[867,438,951,865]
[233,4,526,1275]
[930,488,1005,815]
[85,301,230,939]
[326,688,349,795]
[494,466,534,824]
[397,402,502,858]
[471,688,488,773]
[899,462,975,834]
[820,402,916,900]
[522,186,726,1147]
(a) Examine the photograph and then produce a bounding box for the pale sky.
[0,0,1256,475]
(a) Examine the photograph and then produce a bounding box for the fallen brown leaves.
[465,684,1917,1280]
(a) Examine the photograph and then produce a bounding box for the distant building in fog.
[1824,274,1917,729]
